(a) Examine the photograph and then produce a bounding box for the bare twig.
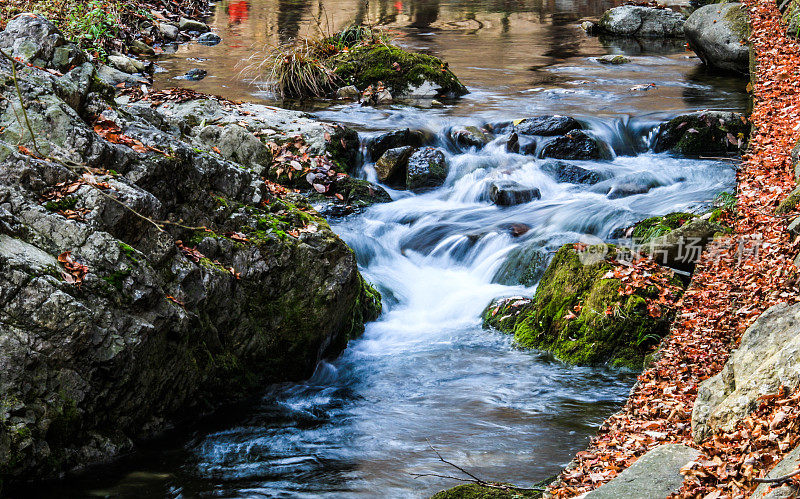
[410,439,544,494]
[753,468,800,484]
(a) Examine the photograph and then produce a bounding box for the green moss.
[117,241,139,262]
[723,3,750,41]
[45,394,80,449]
[655,113,750,156]
[484,245,683,370]
[331,43,468,97]
[43,197,78,212]
[777,186,800,214]
[102,268,131,290]
[632,212,696,243]
[431,484,541,499]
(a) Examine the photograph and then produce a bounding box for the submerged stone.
[540,161,602,184]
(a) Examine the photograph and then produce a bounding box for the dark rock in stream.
[0,15,381,482]
[406,147,448,190]
[197,32,222,46]
[541,131,610,160]
[448,125,494,150]
[540,160,602,184]
[365,128,432,160]
[653,111,750,156]
[488,180,541,206]
[183,68,208,81]
[375,146,415,185]
[495,115,582,136]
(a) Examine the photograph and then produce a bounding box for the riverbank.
[547,0,800,496]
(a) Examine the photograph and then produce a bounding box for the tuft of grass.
[250,40,339,99]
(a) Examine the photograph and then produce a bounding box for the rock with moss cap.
[431,483,542,498]
[653,111,750,156]
[684,3,750,74]
[331,43,468,99]
[597,5,686,38]
[482,244,684,369]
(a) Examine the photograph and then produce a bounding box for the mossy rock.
[483,244,684,369]
[632,212,697,243]
[431,484,541,499]
[653,111,750,156]
[776,186,800,214]
[331,43,468,98]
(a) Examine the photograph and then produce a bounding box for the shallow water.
[11,0,748,497]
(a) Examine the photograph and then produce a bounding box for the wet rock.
[492,245,548,286]
[506,132,520,153]
[653,111,750,156]
[793,139,800,183]
[640,217,726,271]
[0,14,86,72]
[449,125,493,150]
[406,147,448,190]
[509,223,530,237]
[432,483,541,498]
[108,54,144,74]
[309,176,391,216]
[607,182,652,199]
[183,68,207,81]
[96,64,147,88]
[129,40,155,56]
[0,25,381,480]
[482,244,684,369]
[158,22,180,40]
[366,128,431,160]
[581,20,599,34]
[692,302,800,441]
[585,444,701,498]
[775,185,800,215]
[336,85,360,100]
[488,180,541,206]
[541,131,609,160]
[685,3,749,74]
[179,17,209,33]
[374,88,393,104]
[598,5,686,38]
[597,54,631,64]
[375,146,415,185]
[512,115,582,136]
[540,160,602,184]
[197,32,222,46]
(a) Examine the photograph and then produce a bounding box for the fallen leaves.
[548,0,800,495]
[57,251,88,286]
[93,117,158,154]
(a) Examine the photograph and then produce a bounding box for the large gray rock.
[598,5,686,38]
[406,147,448,190]
[0,14,86,72]
[685,3,750,74]
[448,125,493,150]
[585,444,700,498]
[365,128,431,160]
[178,17,209,33]
[497,115,582,136]
[692,302,800,442]
[374,146,415,185]
[749,443,800,499]
[0,29,380,483]
[198,124,272,174]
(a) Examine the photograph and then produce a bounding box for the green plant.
[258,41,339,99]
[784,0,800,38]
[713,191,737,211]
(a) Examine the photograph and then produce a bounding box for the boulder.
[179,17,209,33]
[598,5,686,38]
[0,28,381,481]
[585,444,701,499]
[775,185,800,214]
[335,85,360,100]
[365,128,431,160]
[653,111,750,156]
[129,40,155,56]
[510,115,582,136]
[482,244,684,369]
[607,182,652,199]
[330,43,468,98]
[597,54,631,64]
[449,125,493,150]
[96,64,148,88]
[197,32,222,46]
[640,217,726,271]
[406,147,448,190]
[540,160,602,184]
[309,176,391,216]
[541,131,610,160]
[158,22,180,40]
[374,146,415,185]
[108,54,144,74]
[692,302,800,441]
[0,14,86,72]
[488,180,541,206]
[684,3,750,74]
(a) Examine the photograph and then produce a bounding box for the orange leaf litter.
[547,0,800,496]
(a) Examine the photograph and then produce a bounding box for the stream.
[21,0,748,497]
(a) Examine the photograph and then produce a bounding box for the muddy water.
[12,0,748,497]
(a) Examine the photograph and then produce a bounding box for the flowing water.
[13,0,749,497]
